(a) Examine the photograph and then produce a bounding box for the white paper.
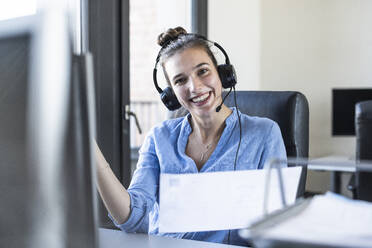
[159,167,302,233]
[263,192,372,247]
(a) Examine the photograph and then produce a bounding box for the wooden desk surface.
[99,228,246,248]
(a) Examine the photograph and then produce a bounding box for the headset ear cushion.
[217,64,237,89]
[160,87,181,111]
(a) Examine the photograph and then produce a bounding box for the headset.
[152,34,237,111]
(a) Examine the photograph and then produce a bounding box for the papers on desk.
[252,192,372,247]
[159,167,301,233]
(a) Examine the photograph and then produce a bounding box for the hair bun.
[157,27,188,48]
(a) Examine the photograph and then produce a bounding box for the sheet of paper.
[263,192,372,247]
[159,167,302,233]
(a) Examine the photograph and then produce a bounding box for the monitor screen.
[332,88,372,136]
[0,34,32,243]
[0,15,97,247]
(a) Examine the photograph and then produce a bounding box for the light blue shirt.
[110,108,287,246]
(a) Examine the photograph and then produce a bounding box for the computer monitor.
[0,11,97,248]
[332,88,372,136]
[0,17,32,247]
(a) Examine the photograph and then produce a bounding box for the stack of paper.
[259,192,372,247]
[159,167,302,233]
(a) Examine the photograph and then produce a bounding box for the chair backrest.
[168,91,309,198]
[355,100,372,201]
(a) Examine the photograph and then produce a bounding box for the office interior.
[1,0,372,247]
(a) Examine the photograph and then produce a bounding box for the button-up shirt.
[110,108,287,246]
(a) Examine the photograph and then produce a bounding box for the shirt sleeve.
[258,121,287,169]
[111,130,160,233]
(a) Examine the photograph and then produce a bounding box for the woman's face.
[163,47,223,117]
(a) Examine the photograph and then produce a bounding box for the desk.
[99,228,247,248]
[307,156,356,172]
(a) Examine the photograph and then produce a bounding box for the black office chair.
[354,100,372,201]
[168,91,309,198]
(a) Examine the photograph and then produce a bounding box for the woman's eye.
[174,77,187,85]
[198,68,209,76]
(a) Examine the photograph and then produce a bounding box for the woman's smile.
[190,91,211,106]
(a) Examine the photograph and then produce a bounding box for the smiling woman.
[95,27,287,246]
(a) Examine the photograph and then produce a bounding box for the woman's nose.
[189,76,203,92]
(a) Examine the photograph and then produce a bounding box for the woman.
[95,27,287,246]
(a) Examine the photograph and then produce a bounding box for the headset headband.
[153,34,231,94]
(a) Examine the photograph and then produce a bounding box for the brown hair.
[157,27,218,84]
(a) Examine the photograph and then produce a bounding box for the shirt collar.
[181,107,239,132]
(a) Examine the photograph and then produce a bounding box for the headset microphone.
[216,87,233,112]
[215,105,222,112]
[153,34,237,111]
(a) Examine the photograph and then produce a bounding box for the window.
[129,0,192,173]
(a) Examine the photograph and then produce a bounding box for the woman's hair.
[157,27,218,84]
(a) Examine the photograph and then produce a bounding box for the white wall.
[260,0,372,157]
[208,0,261,90]
[209,0,372,157]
